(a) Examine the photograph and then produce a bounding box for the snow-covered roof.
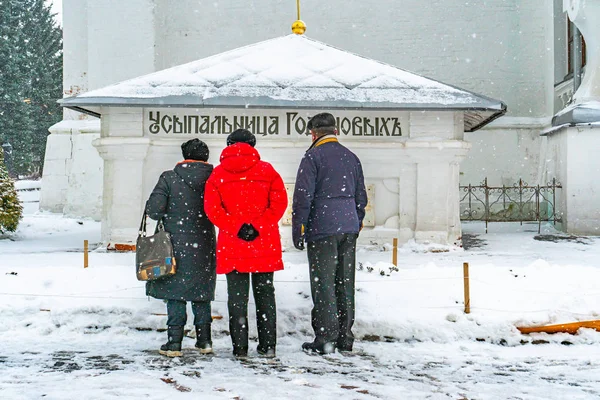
[60,34,506,132]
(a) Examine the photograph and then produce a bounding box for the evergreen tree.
[0,147,23,233]
[0,0,62,176]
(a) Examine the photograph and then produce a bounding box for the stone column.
[410,144,470,246]
[93,137,150,246]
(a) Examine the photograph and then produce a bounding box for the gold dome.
[292,20,306,35]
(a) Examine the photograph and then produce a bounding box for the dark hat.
[307,112,337,131]
[227,129,256,147]
[181,138,209,161]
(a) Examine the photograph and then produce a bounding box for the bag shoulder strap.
[138,211,148,237]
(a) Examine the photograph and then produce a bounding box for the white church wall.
[62,0,88,98]
[544,126,600,235]
[48,0,556,223]
[39,120,103,219]
[152,0,554,119]
[86,0,156,90]
[145,0,554,188]
[462,119,549,186]
[39,133,71,213]
[63,130,103,220]
[542,128,568,229]
[564,127,600,235]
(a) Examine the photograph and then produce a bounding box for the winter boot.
[195,324,213,354]
[233,346,248,359]
[336,336,353,352]
[229,313,249,359]
[159,326,184,357]
[302,340,336,355]
[257,346,276,358]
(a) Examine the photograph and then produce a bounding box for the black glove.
[293,236,305,251]
[237,223,259,242]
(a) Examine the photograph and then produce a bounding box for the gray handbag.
[135,212,177,281]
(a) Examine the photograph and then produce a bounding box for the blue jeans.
[166,300,211,326]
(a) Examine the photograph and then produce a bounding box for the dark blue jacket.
[292,136,368,243]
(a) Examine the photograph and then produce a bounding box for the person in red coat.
[204,129,288,358]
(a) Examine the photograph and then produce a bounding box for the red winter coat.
[204,143,288,274]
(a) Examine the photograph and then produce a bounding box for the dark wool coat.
[204,143,288,274]
[145,161,216,302]
[292,136,368,243]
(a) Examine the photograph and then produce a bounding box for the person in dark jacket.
[292,112,368,355]
[145,138,216,357]
[204,129,288,359]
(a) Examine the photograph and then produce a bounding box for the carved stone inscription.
[144,109,408,138]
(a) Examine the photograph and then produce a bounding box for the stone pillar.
[407,144,470,246]
[93,137,150,245]
[564,0,600,104]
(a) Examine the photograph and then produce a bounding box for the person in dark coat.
[292,112,368,355]
[204,129,288,359]
[145,138,216,357]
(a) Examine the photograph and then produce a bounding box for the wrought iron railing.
[460,178,562,233]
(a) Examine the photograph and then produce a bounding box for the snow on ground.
[1,185,600,399]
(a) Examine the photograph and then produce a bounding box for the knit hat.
[226,129,256,147]
[181,138,209,161]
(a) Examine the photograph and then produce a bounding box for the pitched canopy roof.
[60,34,506,132]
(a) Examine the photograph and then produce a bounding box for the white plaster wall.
[542,129,568,228]
[150,0,553,187]
[543,126,600,235]
[40,121,103,220]
[63,131,103,220]
[62,0,88,102]
[153,0,554,119]
[564,127,600,234]
[462,119,549,186]
[41,0,93,215]
[40,133,71,213]
[86,0,156,90]
[51,0,559,224]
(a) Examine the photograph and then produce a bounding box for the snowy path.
[2,335,600,399]
[3,190,600,398]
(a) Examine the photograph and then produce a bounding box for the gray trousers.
[307,233,358,347]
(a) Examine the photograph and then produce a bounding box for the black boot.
[159,326,184,357]
[302,340,335,355]
[233,346,248,359]
[336,336,353,352]
[257,346,276,358]
[195,324,213,354]
[229,314,249,358]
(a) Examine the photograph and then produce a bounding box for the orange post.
[463,262,470,314]
[84,240,89,268]
[392,238,398,267]
[517,320,600,335]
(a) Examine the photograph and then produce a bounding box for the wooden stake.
[463,262,470,314]
[84,240,89,268]
[392,238,398,266]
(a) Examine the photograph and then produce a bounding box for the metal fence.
[460,178,562,233]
